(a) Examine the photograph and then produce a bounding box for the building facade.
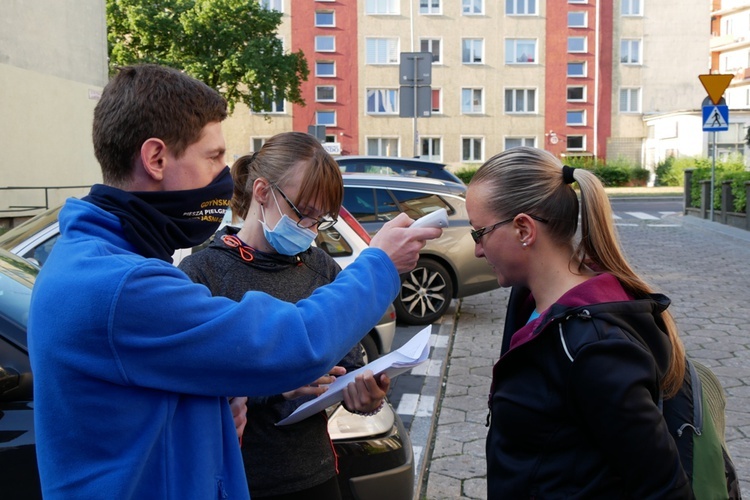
[223,0,710,173]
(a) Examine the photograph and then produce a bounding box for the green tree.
[107,0,309,112]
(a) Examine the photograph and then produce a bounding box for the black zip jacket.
[487,277,694,499]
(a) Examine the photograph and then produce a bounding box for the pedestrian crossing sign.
[702,104,729,132]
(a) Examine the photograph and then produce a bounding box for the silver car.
[341,173,500,325]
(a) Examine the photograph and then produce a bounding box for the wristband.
[351,399,385,417]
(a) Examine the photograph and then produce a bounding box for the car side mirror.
[0,365,20,396]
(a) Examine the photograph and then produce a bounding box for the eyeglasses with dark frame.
[273,184,337,230]
[470,214,549,244]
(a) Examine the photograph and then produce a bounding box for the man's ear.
[139,138,168,182]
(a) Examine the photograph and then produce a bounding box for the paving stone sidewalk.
[419,215,750,499]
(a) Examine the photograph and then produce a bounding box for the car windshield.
[0,257,35,348]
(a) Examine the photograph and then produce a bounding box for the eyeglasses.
[273,184,337,230]
[470,214,549,244]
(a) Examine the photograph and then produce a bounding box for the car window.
[389,190,453,218]
[375,189,400,221]
[315,227,353,258]
[343,188,377,222]
[362,165,398,175]
[0,272,32,347]
[21,234,60,268]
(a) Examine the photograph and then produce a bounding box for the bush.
[455,166,479,184]
[592,164,631,187]
[631,167,651,185]
[729,172,750,212]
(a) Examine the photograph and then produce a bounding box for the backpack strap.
[676,359,703,437]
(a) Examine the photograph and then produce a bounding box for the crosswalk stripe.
[396,393,419,415]
[625,211,661,220]
[410,359,442,377]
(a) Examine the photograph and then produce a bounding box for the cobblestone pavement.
[419,214,750,499]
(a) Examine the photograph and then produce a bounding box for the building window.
[568,36,586,53]
[568,12,587,27]
[567,86,586,101]
[568,0,587,3]
[462,137,484,162]
[315,61,335,77]
[504,88,536,113]
[366,0,399,14]
[420,0,441,15]
[461,88,484,114]
[316,85,336,102]
[251,137,268,152]
[366,89,399,114]
[463,0,484,15]
[620,87,641,113]
[462,39,484,64]
[567,135,585,150]
[366,38,399,64]
[420,38,442,63]
[620,39,641,64]
[315,11,335,27]
[567,62,586,77]
[505,137,536,149]
[567,110,585,125]
[505,39,536,64]
[316,110,336,126]
[253,92,285,114]
[315,36,335,52]
[431,88,442,113]
[621,0,641,16]
[367,137,399,156]
[260,0,282,12]
[421,137,441,161]
[505,0,536,15]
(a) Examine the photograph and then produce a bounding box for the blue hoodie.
[27,199,400,499]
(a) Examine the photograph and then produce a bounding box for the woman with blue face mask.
[178,131,390,500]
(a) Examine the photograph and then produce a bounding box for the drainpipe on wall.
[594,0,600,161]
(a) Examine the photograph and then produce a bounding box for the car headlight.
[327,402,396,440]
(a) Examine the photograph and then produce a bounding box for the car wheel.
[395,258,453,325]
[360,334,379,364]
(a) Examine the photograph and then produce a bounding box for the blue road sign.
[702,104,729,132]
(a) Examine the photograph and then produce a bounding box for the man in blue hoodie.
[27,64,440,499]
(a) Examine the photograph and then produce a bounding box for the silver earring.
[522,242,528,247]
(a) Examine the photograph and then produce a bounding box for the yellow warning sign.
[699,74,734,105]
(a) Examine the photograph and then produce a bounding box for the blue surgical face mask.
[259,190,317,255]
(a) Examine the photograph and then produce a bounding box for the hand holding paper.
[277,325,432,425]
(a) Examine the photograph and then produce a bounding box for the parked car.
[0,204,395,362]
[0,245,413,500]
[341,173,500,325]
[337,155,465,185]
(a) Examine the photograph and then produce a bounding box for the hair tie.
[562,165,576,185]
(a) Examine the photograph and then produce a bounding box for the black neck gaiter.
[83,167,233,262]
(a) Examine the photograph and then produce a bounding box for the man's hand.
[228,397,248,442]
[282,366,347,400]
[370,213,442,274]
[342,370,390,414]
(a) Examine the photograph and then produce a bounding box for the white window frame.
[260,0,282,12]
[505,39,537,64]
[568,12,587,28]
[420,38,442,64]
[461,88,484,114]
[315,36,335,52]
[567,110,586,126]
[462,38,484,64]
[462,0,484,15]
[567,135,586,151]
[315,85,336,102]
[420,136,442,161]
[366,137,400,156]
[619,87,641,113]
[315,11,335,27]
[505,0,537,15]
[366,0,399,15]
[316,110,336,127]
[461,136,484,162]
[366,88,399,115]
[568,0,587,3]
[620,39,641,65]
[315,61,336,77]
[252,92,285,114]
[621,0,642,16]
[251,137,269,152]
[366,38,399,65]
[568,36,587,53]
[504,88,537,114]
[567,61,586,77]
[504,137,536,150]
[566,85,586,102]
[419,0,442,15]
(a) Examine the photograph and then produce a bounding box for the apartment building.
[222,0,710,172]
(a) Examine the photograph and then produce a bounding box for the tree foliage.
[106,0,309,112]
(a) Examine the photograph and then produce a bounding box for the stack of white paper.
[277,325,432,425]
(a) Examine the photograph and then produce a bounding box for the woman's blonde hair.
[472,146,685,397]
[229,131,343,223]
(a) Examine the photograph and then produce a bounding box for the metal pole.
[711,131,716,221]
[413,61,418,158]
